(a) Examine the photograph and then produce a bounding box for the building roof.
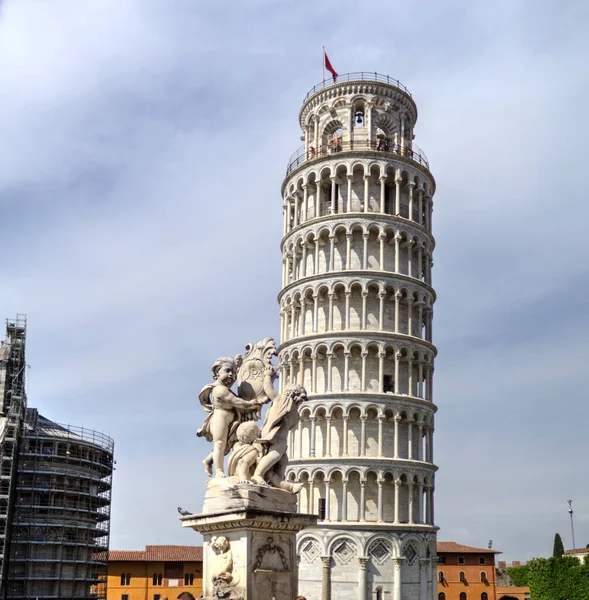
[109,545,203,562]
[565,548,589,555]
[437,542,502,554]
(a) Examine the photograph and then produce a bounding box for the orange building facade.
[107,545,203,600]
[437,542,529,600]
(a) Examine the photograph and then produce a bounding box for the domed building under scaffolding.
[5,409,114,600]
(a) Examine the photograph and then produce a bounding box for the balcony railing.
[304,72,412,101]
[286,140,429,176]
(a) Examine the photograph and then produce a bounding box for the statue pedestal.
[181,482,317,600]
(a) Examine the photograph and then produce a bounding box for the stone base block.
[203,478,298,514]
[181,507,316,600]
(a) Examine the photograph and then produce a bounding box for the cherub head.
[284,384,308,405]
[236,421,260,445]
[211,536,230,554]
[212,357,237,387]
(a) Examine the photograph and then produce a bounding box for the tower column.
[378,292,385,330]
[342,416,349,457]
[345,292,351,330]
[359,479,366,521]
[330,177,337,214]
[408,181,415,220]
[309,416,316,457]
[347,175,353,213]
[377,477,384,522]
[378,350,385,393]
[395,176,402,215]
[363,175,370,212]
[393,480,401,524]
[394,415,400,458]
[329,236,336,272]
[377,416,384,457]
[358,557,369,600]
[321,556,331,600]
[342,478,348,519]
[325,417,332,457]
[393,558,403,600]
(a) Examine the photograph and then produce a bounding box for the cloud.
[1,0,587,560]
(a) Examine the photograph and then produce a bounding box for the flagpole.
[322,46,325,83]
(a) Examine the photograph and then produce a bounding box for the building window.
[184,573,194,585]
[438,571,445,583]
[479,556,486,565]
[120,573,131,586]
[383,374,395,393]
[318,498,326,520]
[438,594,445,600]
[154,595,161,600]
[460,594,467,600]
[481,571,487,583]
[121,595,129,600]
[438,556,446,564]
[482,594,488,600]
[460,571,466,583]
[152,573,162,586]
[458,556,465,565]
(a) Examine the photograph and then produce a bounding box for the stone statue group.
[197,338,307,493]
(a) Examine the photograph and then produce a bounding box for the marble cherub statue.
[227,421,262,483]
[197,356,262,478]
[250,366,306,492]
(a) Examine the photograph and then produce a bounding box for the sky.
[0,0,588,562]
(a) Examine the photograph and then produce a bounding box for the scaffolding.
[6,410,114,599]
[0,315,27,599]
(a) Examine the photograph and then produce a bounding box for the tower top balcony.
[289,72,426,183]
[299,72,417,128]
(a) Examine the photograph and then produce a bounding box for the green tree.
[553,533,565,557]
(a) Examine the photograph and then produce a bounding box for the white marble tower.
[278,73,438,600]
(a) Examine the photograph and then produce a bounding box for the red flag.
[324,51,338,82]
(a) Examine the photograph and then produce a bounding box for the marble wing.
[198,383,215,413]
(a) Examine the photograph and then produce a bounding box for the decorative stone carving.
[210,536,242,599]
[197,340,308,493]
[253,536,289,572]
[237,338,278,404]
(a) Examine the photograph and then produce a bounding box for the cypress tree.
[553,533,565,557]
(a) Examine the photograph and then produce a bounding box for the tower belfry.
[278,73,438,600]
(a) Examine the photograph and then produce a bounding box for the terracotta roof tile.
[108,546,203,562]
[108,550,146,561]
[145,545,203,561]
[565,548,589,555]
[437,541,501,554]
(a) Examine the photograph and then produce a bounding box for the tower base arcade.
[297,528,437,600]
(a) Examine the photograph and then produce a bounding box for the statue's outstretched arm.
[263,372,279,402]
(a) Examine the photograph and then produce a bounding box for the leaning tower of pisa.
[278,73,438,600]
